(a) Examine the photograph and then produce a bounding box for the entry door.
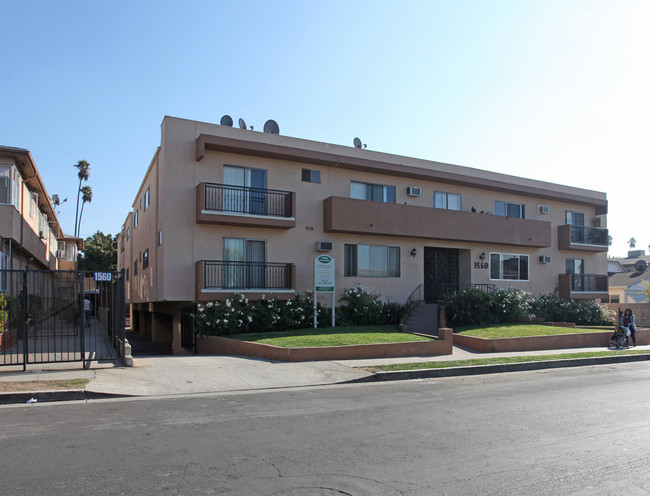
[424,247,459,303]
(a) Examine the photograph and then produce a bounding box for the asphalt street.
[3,362,650,495]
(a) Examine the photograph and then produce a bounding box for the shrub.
[442,287,497,326]
[489,288,534,324]
[443,287,614,327]
[531,293,613,325]
[336,286,384,326]
[194,292,330,337]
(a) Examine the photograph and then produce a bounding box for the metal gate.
[0,270,126,370]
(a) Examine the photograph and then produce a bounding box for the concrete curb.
[344,353,650,383]
[0,389,132,405]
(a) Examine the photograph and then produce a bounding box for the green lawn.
[455,323,609,339]
[228,325,433,348]
[362,349,649,372]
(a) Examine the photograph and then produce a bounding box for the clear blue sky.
[2,0,648,257]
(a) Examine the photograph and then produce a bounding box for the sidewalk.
[2,344,649,404]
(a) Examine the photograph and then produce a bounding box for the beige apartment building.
[0,146,82,278]
[119,116,609,353]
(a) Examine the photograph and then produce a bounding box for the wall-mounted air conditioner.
[407,186,421,197]
[539,255,551,264]
[315,241,333,252]
[538,205,549,214]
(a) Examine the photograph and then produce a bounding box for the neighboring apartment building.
[118,116,609,353]
[0,146,82,278]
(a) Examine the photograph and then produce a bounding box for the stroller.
[609,325,630,349]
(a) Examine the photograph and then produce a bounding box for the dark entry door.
[424,248,459,303]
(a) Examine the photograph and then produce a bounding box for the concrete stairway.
[405,303,439,336]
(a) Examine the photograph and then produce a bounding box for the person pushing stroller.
[620,308,637,347]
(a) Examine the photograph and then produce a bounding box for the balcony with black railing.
[558,224,608,252]
[195,260,295,301]
[196,183,296,229]
[558,273,609,300]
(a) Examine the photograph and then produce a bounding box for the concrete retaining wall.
[454,328,650,353]
[197,328,453,361]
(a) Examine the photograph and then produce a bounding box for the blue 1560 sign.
[94,272,113,282]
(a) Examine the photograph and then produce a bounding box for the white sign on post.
[314,255,335,328]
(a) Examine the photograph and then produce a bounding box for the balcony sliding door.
[222,166,267,215]
[222,238,266,289]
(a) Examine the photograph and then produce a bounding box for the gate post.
[22,270,28,371]
[80,272,86,369]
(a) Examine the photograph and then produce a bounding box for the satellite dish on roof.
[263,119,280,134]
[353,137,362,148]
[220,115,233,126]
[238,118,247,130]
[634,260,647,273]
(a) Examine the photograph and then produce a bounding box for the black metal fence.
[204,183,293,217]
[0,270,125,370]
[570,225,608,246]
[202,261,293,290]
[570,274,608,293]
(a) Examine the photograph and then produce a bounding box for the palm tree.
[77,185,93,237]
[628,238,637,249]
[73,159,91,236]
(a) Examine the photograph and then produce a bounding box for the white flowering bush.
[194,292,330,336]
[336,286,384,326]
[444,287,613,327]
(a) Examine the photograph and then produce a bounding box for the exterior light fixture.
[411,248,417,257]
[479,252,486,261]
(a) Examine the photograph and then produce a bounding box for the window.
[565,211,584,226]
[157,230,163,246]
[133,210,138,227]
[125,227,130,241]
[39,212,48,239]
[126,268,129,281]
[350,181,396,203]
[143,249,149,269]
[434,192,461,210]
[0,164,22,208]
[495,201,525,218]
[302,169,321,183]
[30,192,38,218]
[344,244,400,277]
[144,187,150,211]
[133,260,138,276]
[490,253,529,280]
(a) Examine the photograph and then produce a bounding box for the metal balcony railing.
[569,274,608,293]
[202,261,294,290]
[569,225,608,246]
[203,183,293,218]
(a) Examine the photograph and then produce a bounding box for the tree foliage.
[77,231,117,272]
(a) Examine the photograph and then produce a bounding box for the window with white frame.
[0,164,22,208]
[133,210,138,228]
[344,244,400,277]
[157,230,163,246]
[495,200,525,218]
[490,253,529,281]
[144,187,150,211]
[143,249,149,269]
[434,191,461,210]
[350,181,396,203]
[30,192,38,218]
